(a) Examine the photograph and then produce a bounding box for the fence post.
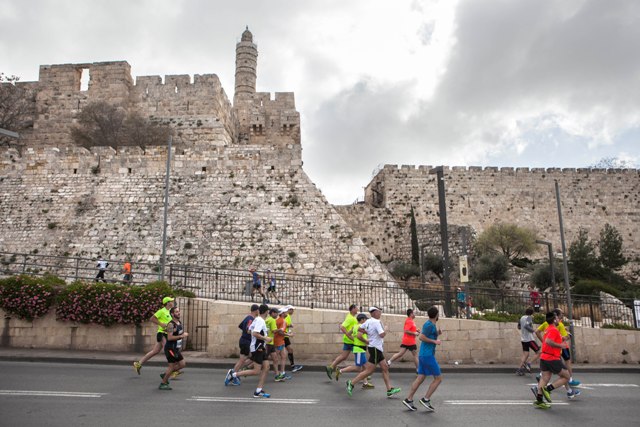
[22,254,28,273]
[589,296,595,328]
[74,257,79,281]
[168,264,173,286]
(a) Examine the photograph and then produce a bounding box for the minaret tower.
[234,26,258,106]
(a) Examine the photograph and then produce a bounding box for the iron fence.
[0,251,637,328]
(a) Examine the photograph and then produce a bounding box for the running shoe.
[171,371,182,379]
[346,380,354,396]
[541,386,552,403]
[402,399,417,411]
[335,369,341,381]
[292,365,304,372]
[362,383,375,389]
[133,361,142,375]
[525,363,532,373]
[567,389,581,399]
[325,365,334,379]
[224,369,234,386]
[535,374,541,383]
[275,373,285,382]
[386,387,401,397]
[231,376,241,386]
[568,379,581,387]
[159,373,167,380]
[158,383,172,390]
[533,400,551,409]
[253,390,271,398]
[516,369,525,376]
[530,386,539,399]
[419,398,435,411]
[283,373,292,380]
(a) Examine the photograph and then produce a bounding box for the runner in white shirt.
[346,306,401,398]
[225,304,273,398]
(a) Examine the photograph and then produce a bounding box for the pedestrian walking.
[95,256,109,282]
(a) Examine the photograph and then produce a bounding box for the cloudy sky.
[2,0,639,204]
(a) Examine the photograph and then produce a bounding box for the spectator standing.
[122,260,132,284]
[529,286,542,313]
[95,256,109,283]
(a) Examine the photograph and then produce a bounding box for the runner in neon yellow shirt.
[335,313,374,388]
[326,304,359,379]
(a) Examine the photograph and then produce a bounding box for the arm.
[404,328,420,336]
[252,329,272,343]
[545,337,569,348]
[149,315,168,329]
[418,333,441,346]
[165,323,188,342]
[356,327,369,345]
[339,324,354,340]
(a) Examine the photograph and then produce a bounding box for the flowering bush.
[0,275,57,320]
[56,280,177,326]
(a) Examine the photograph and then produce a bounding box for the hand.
[183,332,189,338]
[435,339,442,345]
[265,336,272,343]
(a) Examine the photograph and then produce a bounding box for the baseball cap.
[369,306,381,313]
[284,305,295,311]
[278,307,289,314]
[162,296,175,305]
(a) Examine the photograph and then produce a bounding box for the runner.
[227,304,260,382]
[249,267,267,303]
[265,307,281,379]
[274,307,291,381]
[225,304,273,398]
[387,308,419,369]
[265,269,282,304]
[535,308,581,396]
[346,306,401,398]
[159,306,188,390]
[284,305,304,372]
[402,306,443,412]
[133,296,174,374]
[326,304,359,379]
[335,313,374,389]
[516,307,540,375]
[530,311,576,409]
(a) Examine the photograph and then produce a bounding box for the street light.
[429,166,452,317]
[535,239,558,308]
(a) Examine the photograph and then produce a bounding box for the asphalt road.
[1,361,639,427]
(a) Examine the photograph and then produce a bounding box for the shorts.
[266,344,275,355]
[156,332,167,343]
[400,344,417,351]
[367,347,385,365]
[343,343,354,351]
[561,348,571,361]
[417,355,441,376]
[540,358,566,374]
[251,349,267,364]
[533,304,541,313]
[354,352,367,367]
[284,337,291,347]
[165,348,183,364]
[239,342,251,356]
[276,344,285,352]
[457,301,466,308]
[252,283,261,289]
[268,285,276,292]
[521,341,540,353]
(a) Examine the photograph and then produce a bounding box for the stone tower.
[234,26,258,104]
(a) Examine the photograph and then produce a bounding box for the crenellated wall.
[338,165,640,280]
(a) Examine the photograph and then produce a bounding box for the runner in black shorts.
[159,307,188,390]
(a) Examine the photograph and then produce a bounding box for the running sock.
[288,353,295,366]
[232,373,238,378]
[546,385,555,392]
[256,388,262,393]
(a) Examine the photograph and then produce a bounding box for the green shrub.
[532,313,545,325]
[573,279,620,297]
[0,275,57,320]
[602,322,637,330]
[391,263,420,280]
[469,294,495,310]
[473,311,520,323]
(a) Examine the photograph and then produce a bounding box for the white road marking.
[0,390,106,398]
[188,396,318,404]
[528,383,638,388]
[445,400,569,406]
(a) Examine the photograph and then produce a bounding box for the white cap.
[284,305,295,311]
[369,306,381,313]
[278,307,288,314]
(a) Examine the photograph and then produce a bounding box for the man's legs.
[351,362,376,386]
[405,374,426,401]
[329,349,351,370]
[139,340,163,365]
[424,375,442,400]
[379,360,392,390]
[387,347,407,365]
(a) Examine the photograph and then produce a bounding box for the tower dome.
[241,26,253,42]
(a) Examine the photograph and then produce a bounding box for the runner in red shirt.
[387,309,419,369]
[530,311,572,409]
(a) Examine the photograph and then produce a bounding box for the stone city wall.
[3,300,638,364]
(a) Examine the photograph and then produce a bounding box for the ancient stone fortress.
[1,28,639,284]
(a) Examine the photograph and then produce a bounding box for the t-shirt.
[537,321,568,337]
[352,324,367,353]
[519,315,536,342]
[252,271,261,285]
[361,318,384,352]
[274,317,286,347]
[419,320,438,358]
[285,314,292,334]
[401,317,417,346]
[249,315,268,352]
[238,314,254,345]
[154,307,172,334]
[540,324,562,360]
[265,316,278,342]
[341,313,358,344]
[457,291,465,303]
[123,262,131,274]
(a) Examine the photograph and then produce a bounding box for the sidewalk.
[1,347,638,373]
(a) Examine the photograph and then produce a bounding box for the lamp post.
[160,136,172,281]
[536,239,558,308]
[555,180,576,362]
[429,166,452,317]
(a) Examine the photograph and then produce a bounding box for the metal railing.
[0,251,636,328]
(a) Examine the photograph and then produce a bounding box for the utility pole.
[160,136,172,281]
[430,166,452,317]
[536,239,558,308]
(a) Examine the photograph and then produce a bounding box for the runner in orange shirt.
[387,309,419,369]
